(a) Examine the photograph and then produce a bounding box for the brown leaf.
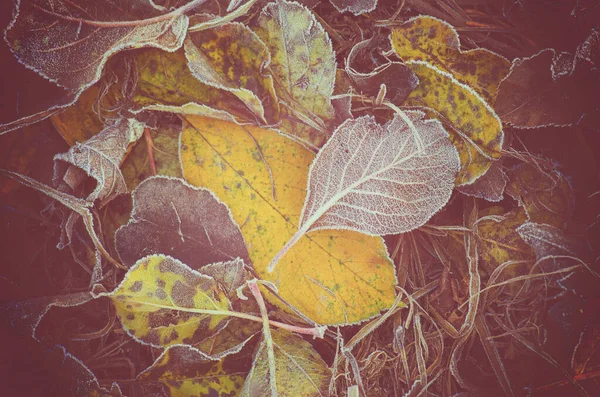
[53,118,144,207]
[115,176,250,268]
[458,160,507,202]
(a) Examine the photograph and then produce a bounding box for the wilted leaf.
[106,48,255,122]
[121,123,182,190]
[458,160,507,202]
[505,163,573,228]
[240,329,331,397]
[53,118,144,207]
[50,86,107,146]
[180,116,397,325]
[475,208,533,275]
[403,61,504,185]
[5,0,189,93]
[102,254,231,347]
[254,0,336,146]
[135,345,246,397]
[390,16,510,103]
[185,23,279,124]
[516,222,578,259]
[346,35,418,103]
[329,0,377,15]
[270,111,460,270]
[495,38,600,129]
[115,176,250,268]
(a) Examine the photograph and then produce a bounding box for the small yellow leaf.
[254,0,336,146]
[107,254,231,347]
[136,345,246,397]
[185,23,279,124]
[405,61,504,185]
[180,116,397,325]
[390,16,510,103]
[240,329,331,397]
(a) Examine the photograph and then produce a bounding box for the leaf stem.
[32,0,208,28]
[267,226,307,273]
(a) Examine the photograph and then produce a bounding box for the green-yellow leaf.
[240,329,331,397]
[105,254,231,347]
[404,61,504,185]
[136,345,246,397]
[180,116,397,325]
[254,0,336,146]
[390,15,510,103]
[185,23,279,124]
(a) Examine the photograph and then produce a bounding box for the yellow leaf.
[240,329,331,397]
[405,61,503,185]
[185,23,279,124]
[180,116,397,325]
[390,16,510,103]
[106,49,255,122]
[254,0,336,146]
[106,254,231,347]
[136,345,245,397]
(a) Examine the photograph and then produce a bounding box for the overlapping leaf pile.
[1,0,599,396]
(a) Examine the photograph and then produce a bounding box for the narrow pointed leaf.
[180,116,397,325]
[240,329,331,397]
[53,118,144,207]
[254,0,336,146]
[115,176,250,268]
[103,254,232,347]
[185,22,279,123]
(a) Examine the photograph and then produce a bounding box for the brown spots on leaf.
[172,279,195,308]
[129,281,143,292]
[156,288,167,300]
[126,313,135,320]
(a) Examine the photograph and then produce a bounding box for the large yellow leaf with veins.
[180,116,396,325]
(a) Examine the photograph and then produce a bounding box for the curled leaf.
[270,111,460,270]
[403,61,504,185]
[5,0,189,92]
[102,254,232,347]
[390,15,510,103]
[53,118,144,207]
[254,0,336,146]
[458,160,507,202]
[185,22,279,123]
[180,116,397,325]
[329,0,378,15]
[115,176,249,268]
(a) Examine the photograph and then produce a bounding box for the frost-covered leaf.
[185,23,279,123]
[102,254,231,347]
[53,118,144,207]
[5,0,189,94]
[120,123,182,190]
[506,163,573,228]
[346,35,418,103]
[240,329,331,397]
[105,48,255,122]
[268,112,459,270]
[254,0,336,146]
[134,345,246,397]
[180,116,397,325]
[403,61,504,185]
[329,0,378,15]
[115,176,249,268]
[458,160,507,202]
[495,45,600,128]
[516,222,578,259]
[390,16,510,103]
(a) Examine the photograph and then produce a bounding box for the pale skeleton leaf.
[269,111,460,271]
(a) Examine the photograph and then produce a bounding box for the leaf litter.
[1,0,599,396]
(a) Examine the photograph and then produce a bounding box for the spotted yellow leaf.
[253,0,336,146]
[180,116,397,325]
[390,15,510,103]
[404,61,504,185]
[136,345,246,397]
[105,254,231,347]
[185,23,279,124]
